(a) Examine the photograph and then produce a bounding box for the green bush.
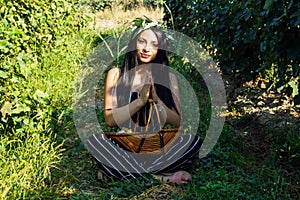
[0,0,85,58]
[120,0,164,10]
[0,0,88,198]
[164,0,300,103]
[0,0,86,138]
[80,0,113,12]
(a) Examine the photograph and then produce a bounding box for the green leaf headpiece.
[131,16,174,41]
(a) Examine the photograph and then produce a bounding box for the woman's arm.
[104,68,150,127]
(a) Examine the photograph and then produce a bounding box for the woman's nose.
[142,48,149,53]
[144,43,152,51]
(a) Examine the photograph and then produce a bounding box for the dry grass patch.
[132,183,183,200]
[84,3,164,31]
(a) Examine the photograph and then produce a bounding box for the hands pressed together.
[105,69,180,128]
[139,83,167,127]
[139,83,159,104]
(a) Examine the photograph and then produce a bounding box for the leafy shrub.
[164,0,300,103]
[0,0,86,58]
[80,0,113,12]
[0,0,89,198]
[0,0,86,139]
[142,0,165,9]
[119,0,164,10]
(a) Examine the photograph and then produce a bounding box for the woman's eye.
[137,39,145,44]
[152,43,158,48]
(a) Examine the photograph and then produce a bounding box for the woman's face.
[136,29,159,64]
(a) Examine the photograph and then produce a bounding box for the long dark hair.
[116,27,180,116]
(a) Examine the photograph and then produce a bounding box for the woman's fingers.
[151,84,159,103]
[140,83,151,104]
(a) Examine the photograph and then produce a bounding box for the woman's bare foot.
[154,170,191,185]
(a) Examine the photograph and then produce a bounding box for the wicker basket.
[104,100,179,153]
[104,129,179,153]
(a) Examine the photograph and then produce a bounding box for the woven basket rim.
[103,128,181,136]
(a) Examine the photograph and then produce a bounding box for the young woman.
[87,20,202,184]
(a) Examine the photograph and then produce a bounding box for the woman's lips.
[141,53,151,58]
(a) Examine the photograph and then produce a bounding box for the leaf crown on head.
[131,16,174,41]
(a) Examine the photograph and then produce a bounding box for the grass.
[0,133,62,198]
[1,2,299,199]
[0,22,95,199]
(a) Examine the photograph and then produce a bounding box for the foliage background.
[0,0,88,198]
[164,0,300,104]
[0,0,86,137]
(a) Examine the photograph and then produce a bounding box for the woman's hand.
[150,84,159,103]
[139,83,151,104]
[141,83,160,104]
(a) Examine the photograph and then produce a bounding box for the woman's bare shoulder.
[106,67,120,85]
[107,67,120,77]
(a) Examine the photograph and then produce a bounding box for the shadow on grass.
[224,77,300,198]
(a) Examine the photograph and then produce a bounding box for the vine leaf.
[263,0,275,10]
